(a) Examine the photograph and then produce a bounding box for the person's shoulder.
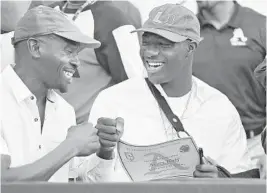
[240,5,266,19]
[93,1,125,18]
[97,77,146,100]
[193,76,228,100]
[193,77,238,116]
[92,1,136,27]
[1,65,16,89]
[239,5,266,25]
[95,1,136,13]
[1,31,15,73]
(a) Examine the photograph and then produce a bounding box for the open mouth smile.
[63,68,76,83]
[146,61,164,73]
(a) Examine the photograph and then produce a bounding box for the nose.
[69,55,80,69]
[143,45,160,58]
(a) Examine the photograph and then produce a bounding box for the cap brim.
[132,28,187,43]
[55,31,101,49]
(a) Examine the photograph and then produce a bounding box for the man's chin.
[148,76,164,85]
[58,86,68,93]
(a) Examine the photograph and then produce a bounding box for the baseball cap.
[132,4,201,43]
[12,5,100,48]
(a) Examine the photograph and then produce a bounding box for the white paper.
[117,137,200,182]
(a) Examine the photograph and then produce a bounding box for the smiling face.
[31,34,81,93]
[140,32,191,85]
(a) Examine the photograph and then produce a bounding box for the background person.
[192,0,266,168]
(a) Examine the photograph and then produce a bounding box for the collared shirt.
[0,65,76,182]
[193,2,266,133]
[1,2,142,125]
[0,32,15,72]
[79,77,252,182]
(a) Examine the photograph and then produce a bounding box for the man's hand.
[95,117,124,159]
[66,122,100,157]
[193,157,219,178]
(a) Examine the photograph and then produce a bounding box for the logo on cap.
[152,11,176,25]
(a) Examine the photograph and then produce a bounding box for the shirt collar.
[46,90,57,104]
[198,1,241,29]
[2,65,57,104]
[226,1,242,28]
[2,65,33,103]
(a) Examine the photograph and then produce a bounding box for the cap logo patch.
[152,12,176,25]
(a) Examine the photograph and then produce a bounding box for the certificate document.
[117,137,200,182]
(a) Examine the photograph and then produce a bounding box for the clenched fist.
[66,122,100,157]
[95,117,124,159]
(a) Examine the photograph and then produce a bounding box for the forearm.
[77,153,116,182]
[2,140,77,182]
[97,148,115,160]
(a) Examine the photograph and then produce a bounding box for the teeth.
[148,62,163,68]
[64,71,74,78]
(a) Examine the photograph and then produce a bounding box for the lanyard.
[145,78,191,137]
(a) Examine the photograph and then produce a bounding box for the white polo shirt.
[83,77,253,182]
[0,32,15,72]
[0,65,76,182]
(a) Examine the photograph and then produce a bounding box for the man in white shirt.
[80,3,253,181]
[1,0,144,124]
[1,6,122,182]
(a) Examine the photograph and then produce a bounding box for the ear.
[186,41,197,58]
[188,41,197,53]
[27,38,41,59]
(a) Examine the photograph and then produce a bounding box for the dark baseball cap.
[132,4,201,43]
[12,5,100,48]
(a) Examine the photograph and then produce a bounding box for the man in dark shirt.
[193,0,266,168]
